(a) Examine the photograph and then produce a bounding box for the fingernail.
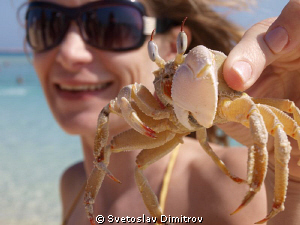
[265,26,289,53]
[232,61,252,83]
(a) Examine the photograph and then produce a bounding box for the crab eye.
[147,29,165,68]
[177,17,188,54]
[175,17,188,65]
[148,40,158,62]
[177,31,187,55]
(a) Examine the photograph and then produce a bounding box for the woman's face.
[32,0,169,137]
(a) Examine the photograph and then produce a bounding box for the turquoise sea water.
[0,54,82,225]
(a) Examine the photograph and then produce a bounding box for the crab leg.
[85,145,114,225]
[265,104,300,167]
[219,97,268,214]
[93,103,111,158]
[196,127,246,184]
[254,98,300,165]
[111,129,176,153]
[116,85,157,138]
[266,105,300,145]
[85,101,121,225]
[252,98,300,127]
[132,83,171,120]
[131,102,179,133]
[135,134,185,224]
[253,104,291,224]
[92,101,121,182]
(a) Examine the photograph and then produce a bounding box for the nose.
[56,22,93,71]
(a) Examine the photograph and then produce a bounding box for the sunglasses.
[25,0,175,53]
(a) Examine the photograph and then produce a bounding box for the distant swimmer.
[16,76,24,84]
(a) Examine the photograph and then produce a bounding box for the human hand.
[220,1,300,224]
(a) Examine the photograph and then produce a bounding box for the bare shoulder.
[178,137,249,173]
[174,137,250,187]
[167,137,267,224]
[60,161,86,217]
[212,141,249,174]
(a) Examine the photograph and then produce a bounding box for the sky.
[0,0,289,50]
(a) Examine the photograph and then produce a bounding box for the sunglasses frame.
[25,0,175,53]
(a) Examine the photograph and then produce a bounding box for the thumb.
[223,0,300,91]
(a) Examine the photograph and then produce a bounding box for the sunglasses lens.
[81,5,143,50]
[26,3,145,52]
[26,8,67,52]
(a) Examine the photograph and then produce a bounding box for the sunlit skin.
[31,0,300,225]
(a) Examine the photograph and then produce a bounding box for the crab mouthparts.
[163,80,172,98]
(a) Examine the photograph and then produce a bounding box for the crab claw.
[94,161,121,184]
[119,97,157,138]
[172,45,218,128]
[254,203,284,224]
[230,191,256,215]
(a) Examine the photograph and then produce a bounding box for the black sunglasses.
[25,0,176,53]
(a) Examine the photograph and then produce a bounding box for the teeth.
[58,83,109,91]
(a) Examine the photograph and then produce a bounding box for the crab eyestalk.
[175,17,188,65]
[148,29,166,68]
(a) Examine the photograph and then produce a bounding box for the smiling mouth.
[56,82,113,92]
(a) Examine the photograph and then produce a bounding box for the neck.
[81,134,95,176]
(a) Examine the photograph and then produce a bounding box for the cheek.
[33,56,45,84]
[108,45,157,90]
[33,52,55,89]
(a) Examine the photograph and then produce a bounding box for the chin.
[53,111,98,136]
[54,110,129,138]
[59,120,96,137]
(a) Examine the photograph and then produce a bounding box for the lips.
[54,81,113,100]
[57,83,112,91]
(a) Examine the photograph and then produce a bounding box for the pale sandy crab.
[84,20,300,224]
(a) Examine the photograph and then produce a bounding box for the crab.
[84,19,300,225]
